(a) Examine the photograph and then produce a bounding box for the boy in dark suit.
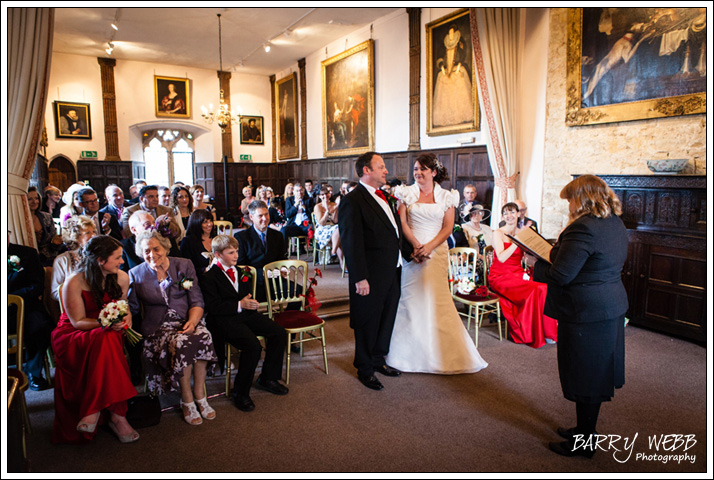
[200,235,288,412]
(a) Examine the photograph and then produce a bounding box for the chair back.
[7,295,25,374]
[447,247,479,294]
[263,260,308,317]
[483,246,495,289]
[214,220,233,236]
[235,265,257,298]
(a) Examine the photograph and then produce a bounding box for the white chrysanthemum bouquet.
[98,300,143,345]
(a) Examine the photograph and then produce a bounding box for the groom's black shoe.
[358,374,384,391]
[376,364,401,377]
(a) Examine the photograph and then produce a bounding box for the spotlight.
[111,22,119,30]
[105,42,114,55]
[264,43,271,53]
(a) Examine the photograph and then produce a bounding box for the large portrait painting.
[566,7,706,126]
[53,101,91,140]
[426,8,479,136]
[276,73,299,159]
[155,75,190,118]
[321,39,374,157]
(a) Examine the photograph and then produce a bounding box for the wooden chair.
[311,213,331,269]
[288,235,308,260]
[447,247,502,348]
[214,220,233,236]
[263,260,328,384]
[223,265,263,398]
[7,295,32,434]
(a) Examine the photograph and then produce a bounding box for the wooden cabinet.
[598,175,706,343]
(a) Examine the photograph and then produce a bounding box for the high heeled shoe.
[77,414,99,434]
[180,400,203,425]
[108,421,140,443]
[195,396,216,420]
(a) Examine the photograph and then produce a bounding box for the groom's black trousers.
[351,266,401,377]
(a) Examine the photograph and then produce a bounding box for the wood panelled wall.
[68,145,492,220]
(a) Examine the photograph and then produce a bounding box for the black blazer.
[533,214,628,323]
[338,183,411,298]
[179,235,211,277]
[8,243,45,310]
[201,264,254,319]
[235,227,287,301]
[285,196,313,227]
[98,204,124,240]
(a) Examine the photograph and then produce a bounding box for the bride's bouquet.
[98,300,143,345]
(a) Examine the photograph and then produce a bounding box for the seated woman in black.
[179,209,215,276]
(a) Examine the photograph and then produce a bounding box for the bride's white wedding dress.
[386,184,488,374]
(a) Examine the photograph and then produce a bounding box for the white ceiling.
[53,7,401,76]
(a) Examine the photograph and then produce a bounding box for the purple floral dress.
[128,257,217,395]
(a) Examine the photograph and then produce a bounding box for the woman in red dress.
[488,203,557,348]
[52,235,139,444]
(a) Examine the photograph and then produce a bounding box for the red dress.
[51,290,137,444]
[488,243,557,348]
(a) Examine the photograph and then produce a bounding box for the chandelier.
[201,13,240,133]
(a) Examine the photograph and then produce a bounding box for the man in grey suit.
[120,185,181,238]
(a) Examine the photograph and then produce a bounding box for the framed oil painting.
[53,101,92,140]
[276,73,299,159]
[155,75,190,118]
[426,8,479,136]
[321,39,375,157]
[240,115,264,145]
[566,7,706,126]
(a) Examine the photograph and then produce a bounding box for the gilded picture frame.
[155,75,190,118]
[321,39,375,157]
[566,7,706,126]
[426,8,479,136]
[276,73,299,159]
[240,115,264,145]
[53,101,92,140]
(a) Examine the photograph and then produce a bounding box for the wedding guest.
[190,184,216,221]
[9,241,54,391]
[268,197,286,227]
[314,189,343,265]
[120,185,181,239]
[281,184,312,248]
[201,235,288,412]
[41,185,64,219]
[99,185,128,239]
[27,187,64,266]
[170,185,193,241]
[460,203,493,252]
[52,235,139,444]
[179,209,216,276]
[51,216,96,302]
[159,186,172,207]
[121,210,180,272]
[239,186,255,228]
[127,180,147,205]
[128,230,218,425]
[488,203,557,348]
[79,187,120,240]
[281,182,294,210]
[531,175,628,458]
[498,199,538,232]
[60,183,86,226]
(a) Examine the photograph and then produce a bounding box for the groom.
[338,151,409,390]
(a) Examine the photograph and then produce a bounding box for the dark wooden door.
[48,156,76,192]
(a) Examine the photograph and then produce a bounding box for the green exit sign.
[239,154,252,161]
[81,151,98,159]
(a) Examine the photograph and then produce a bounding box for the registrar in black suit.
[338,153,410,390]
[201,263,288,410]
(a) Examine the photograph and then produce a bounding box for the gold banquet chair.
[214,220,233,236]
[223,265,263,398]
[263,260,328,384]
[447,247,502,347]
[7,295,32,435]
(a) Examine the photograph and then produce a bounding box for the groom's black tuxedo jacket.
[338,183,412,328]
[235,226,287,301]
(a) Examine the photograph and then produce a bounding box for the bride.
[385,153,488,374]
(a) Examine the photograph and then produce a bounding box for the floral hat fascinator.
[460,203,491,222]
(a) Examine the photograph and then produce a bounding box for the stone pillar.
[298,58,308,160]
[270,74,276,163]
[217,70,233,162]
[407,8,421,150]
[97,57,121,160]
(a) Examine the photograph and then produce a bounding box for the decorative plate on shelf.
[646,159,688,174]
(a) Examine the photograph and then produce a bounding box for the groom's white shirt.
[360,181,402,267]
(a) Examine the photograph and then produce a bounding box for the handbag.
[126,394,161,428]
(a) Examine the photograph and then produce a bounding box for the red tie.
[218,262,235,282]
[375,190,387,202]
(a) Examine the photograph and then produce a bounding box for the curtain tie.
[494,173,518,189]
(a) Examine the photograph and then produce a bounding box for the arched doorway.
[48,156,77,192]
